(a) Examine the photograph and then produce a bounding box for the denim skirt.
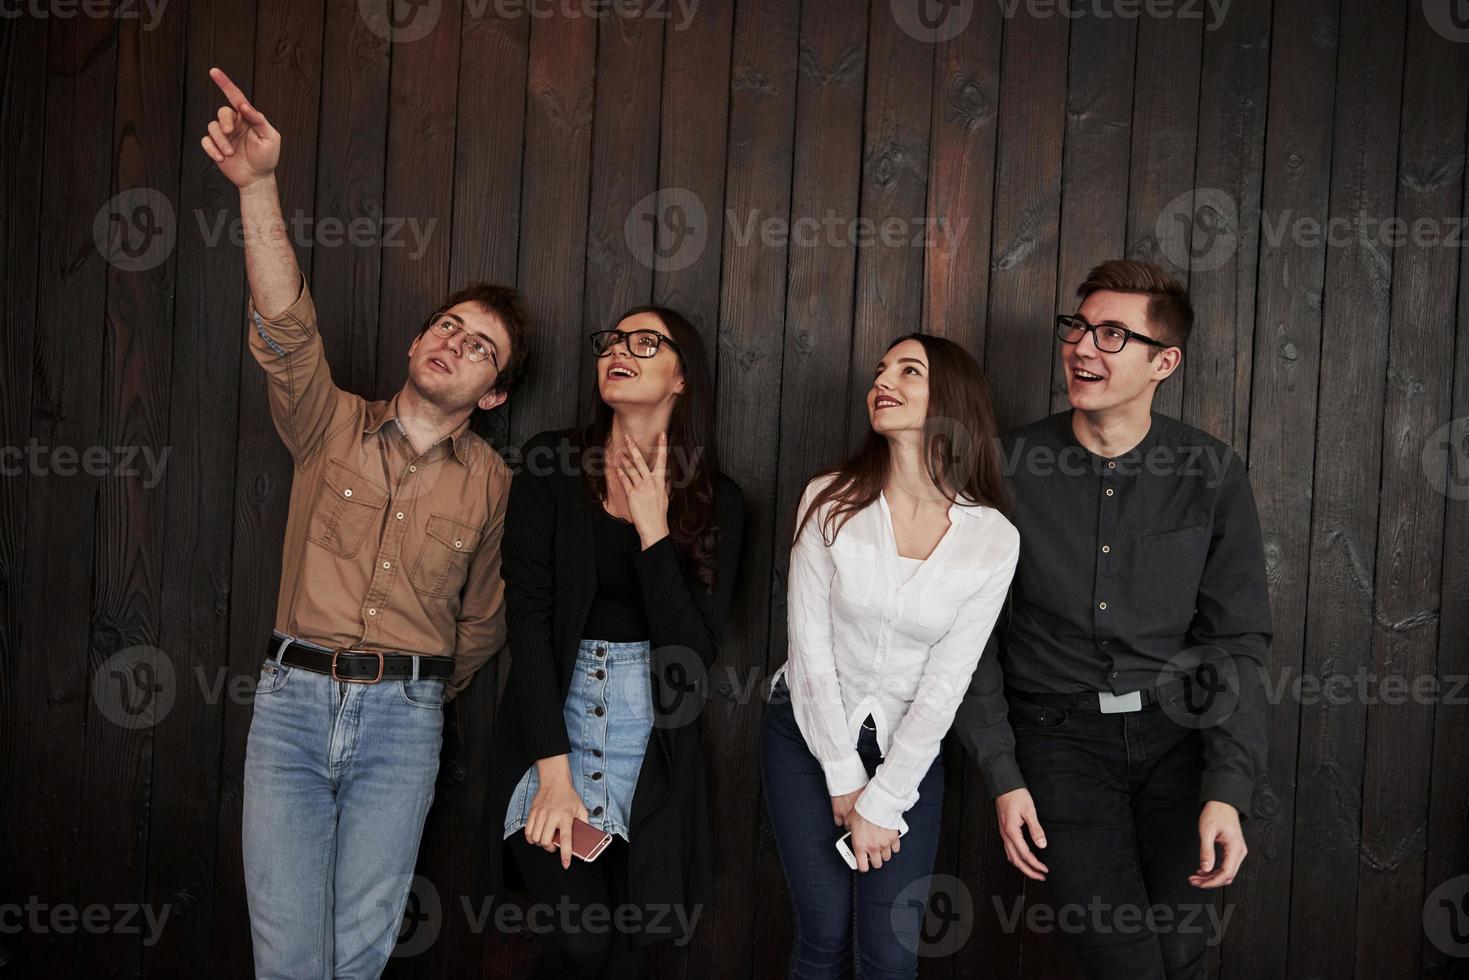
[503,638,655,841]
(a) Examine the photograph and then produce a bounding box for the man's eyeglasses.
[430,318,499,369]
[1055,314,1171,354]
[589,329,680,359]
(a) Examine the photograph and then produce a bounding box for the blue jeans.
[504,639,654,841]
[242,650,445,979]
[760,683,945,979]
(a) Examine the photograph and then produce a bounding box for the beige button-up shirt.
[247,277,510,698]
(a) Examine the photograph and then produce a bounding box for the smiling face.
[867,338,931,436]
[596,311,685,409]
[1063,290,1181,416]
[406,300,512,414]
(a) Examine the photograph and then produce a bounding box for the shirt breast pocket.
[308,458,389,558]
[1137,523,1210,612]
[409,514,483,598]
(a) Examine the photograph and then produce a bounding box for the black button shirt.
[954,411,1273,817]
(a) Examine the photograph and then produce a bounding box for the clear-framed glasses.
[429,318,498,368]
[1055,314,1170,354]
[589,328,680,359]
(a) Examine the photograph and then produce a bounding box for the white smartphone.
[836,816,910,870]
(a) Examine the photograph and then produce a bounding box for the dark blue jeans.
[760,685,944,979]
[1010,695,1215,980]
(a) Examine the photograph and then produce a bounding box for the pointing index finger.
[208,67,268,128]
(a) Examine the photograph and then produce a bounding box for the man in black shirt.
[955,260,1272,979]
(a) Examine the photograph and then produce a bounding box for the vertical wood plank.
[79,3,190,973]
[1223,2,1339,977]
[1420,91,1469,980]
[1286,2,1404,978]
[507,12,598,446]
[7,11,117,976]
[311,0,390,396]
[1352,4,1467,974]
[0,9,51,971]
[141,0,260,972]
[983,13,1068,434]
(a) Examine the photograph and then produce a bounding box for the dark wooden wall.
[2,1,1467,977]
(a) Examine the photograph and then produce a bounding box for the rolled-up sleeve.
[246,274,351,463]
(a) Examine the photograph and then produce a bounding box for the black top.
[481,429,746,942]
[586,504,652,641]
[953,411,1273,817]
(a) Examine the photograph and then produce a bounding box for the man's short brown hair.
[1076,260,1193,355]
[420,283,530,394]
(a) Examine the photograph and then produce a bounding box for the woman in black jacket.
[484,306,744,978]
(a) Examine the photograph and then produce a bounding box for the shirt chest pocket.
[308,459,390,559]
[409,513,484,598]
[1137,523,1210,612]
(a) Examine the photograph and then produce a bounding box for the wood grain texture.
[3,4,1466,979]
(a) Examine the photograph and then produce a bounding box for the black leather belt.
[266,633,453,684]
[1007,674,1190,714]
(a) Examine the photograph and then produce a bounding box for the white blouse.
[774,474,1020,830]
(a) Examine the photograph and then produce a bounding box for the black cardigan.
[481,428,746,944]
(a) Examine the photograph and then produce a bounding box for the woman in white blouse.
[762,334,1019,978]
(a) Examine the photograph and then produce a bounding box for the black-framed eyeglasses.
[429,318,499,369]
[589,329,680,359]
[1055,314,1170,353]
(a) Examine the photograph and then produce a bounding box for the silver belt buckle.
[1097,690,1142,714]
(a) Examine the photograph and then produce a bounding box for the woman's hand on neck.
[607,406,673,463]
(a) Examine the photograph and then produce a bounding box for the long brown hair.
[795,333,1008,546]
[579,306,722,592]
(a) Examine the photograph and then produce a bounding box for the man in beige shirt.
[201,67,524,978]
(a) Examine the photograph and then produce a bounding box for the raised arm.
[200,67,296,317]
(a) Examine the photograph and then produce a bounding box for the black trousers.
[1011,696,1220,980]
[507,833,649,979]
